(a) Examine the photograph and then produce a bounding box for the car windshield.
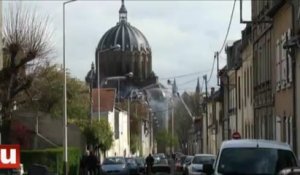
[154,158,168,165]
[180,156,186,164]
[184,156,193,163]
[135,158,145,165]
[192,156,215,164]
[103,157,126,165]
[126,158,137,166]
[218,148,297,175]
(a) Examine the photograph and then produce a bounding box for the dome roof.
[97,22,151,52]
[97,0,151,52]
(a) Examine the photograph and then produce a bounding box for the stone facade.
[269,1,294,147]
[252,0,274,140]
[239,25,254,139]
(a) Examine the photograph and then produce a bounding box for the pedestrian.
[87,150,98,175]
[145,154,154,175]
[80,150,89,175]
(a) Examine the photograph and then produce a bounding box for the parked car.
[125,157,139,175]
[182,156,194,175]
[134,157,146,174]
[152,158,171,175]
[202,139,299,175]
[278,167,300,175]
[101,157,129,175]
[187,154,215,175]
[153,153,166,161]
[0,164,24,175]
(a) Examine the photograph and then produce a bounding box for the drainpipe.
[235,68,238,131]
[288,0,298,156]
[227,74,230,139]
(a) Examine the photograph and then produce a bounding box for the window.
[244,71,247,106]
[276,116,281,142]
[283,117,287,142]
[247,68,249,98]
[287,29,293,84]
[250,66,253,104]
[192,156,215,164]
[281,34,287,88]
[115,112,120,139]
[289,117,293,148]
[276,30,293,90]
[276,39,282,90]
[238,76,241,109]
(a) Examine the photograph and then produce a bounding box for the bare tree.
[0,4,53,143]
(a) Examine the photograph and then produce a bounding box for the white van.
[203,139,298,175]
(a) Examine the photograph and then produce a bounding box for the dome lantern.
[119,0,127,22]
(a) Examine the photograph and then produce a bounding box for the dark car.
[0,169,20,175]
[101,157,129,175]
[152,158,171,175]
[125,158,140,175]
[135,157,146,174]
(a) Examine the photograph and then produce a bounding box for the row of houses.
[202,0,300,159]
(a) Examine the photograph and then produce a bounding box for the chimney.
[211,87,215,96]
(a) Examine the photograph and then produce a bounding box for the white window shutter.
[276,116,281,142]
[281,34,287,88]
[276,39,280,90]
[287,29,293,83]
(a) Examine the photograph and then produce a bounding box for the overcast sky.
[3,0,251,93]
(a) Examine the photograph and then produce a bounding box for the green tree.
[130,134,140,155]
[174,93,195,151]
[82,119,114,156]
[156,129,178,149]
[22,64,90,120]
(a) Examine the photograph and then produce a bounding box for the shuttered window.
[276,39,281,90]
[287,29,293,84]
[281,34,287,88]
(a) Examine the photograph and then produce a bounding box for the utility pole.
[216,52,220,86]
[203,75,208,153]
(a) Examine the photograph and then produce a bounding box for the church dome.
[97,1,151,52]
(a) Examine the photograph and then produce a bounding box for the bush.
[21,147,81,175]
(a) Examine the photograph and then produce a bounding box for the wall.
[296,49,300,160]
[228,70,236,135]
[106,111,115,157]
[202,114,207,153]
[272,3,294,146]
[252,0,273,140]
[241,40,254,139]
[11,111,85,150]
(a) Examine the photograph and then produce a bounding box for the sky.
[3,0,251,93]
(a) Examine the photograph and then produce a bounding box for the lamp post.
[101,72,133,103]
[63,1,76,174]
[167,79,177,153]
[96,44,121,120]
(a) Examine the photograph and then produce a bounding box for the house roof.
[92,88,116,112]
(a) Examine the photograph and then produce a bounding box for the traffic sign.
[232,132,241,139]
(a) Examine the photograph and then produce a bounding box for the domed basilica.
[86,0,157,98]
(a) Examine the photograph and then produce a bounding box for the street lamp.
[63,1,76,174]
[96,44,121,120]
[167,79,177,153]
[101,72,133,103]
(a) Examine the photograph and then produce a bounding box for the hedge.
[21,147,81,175]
